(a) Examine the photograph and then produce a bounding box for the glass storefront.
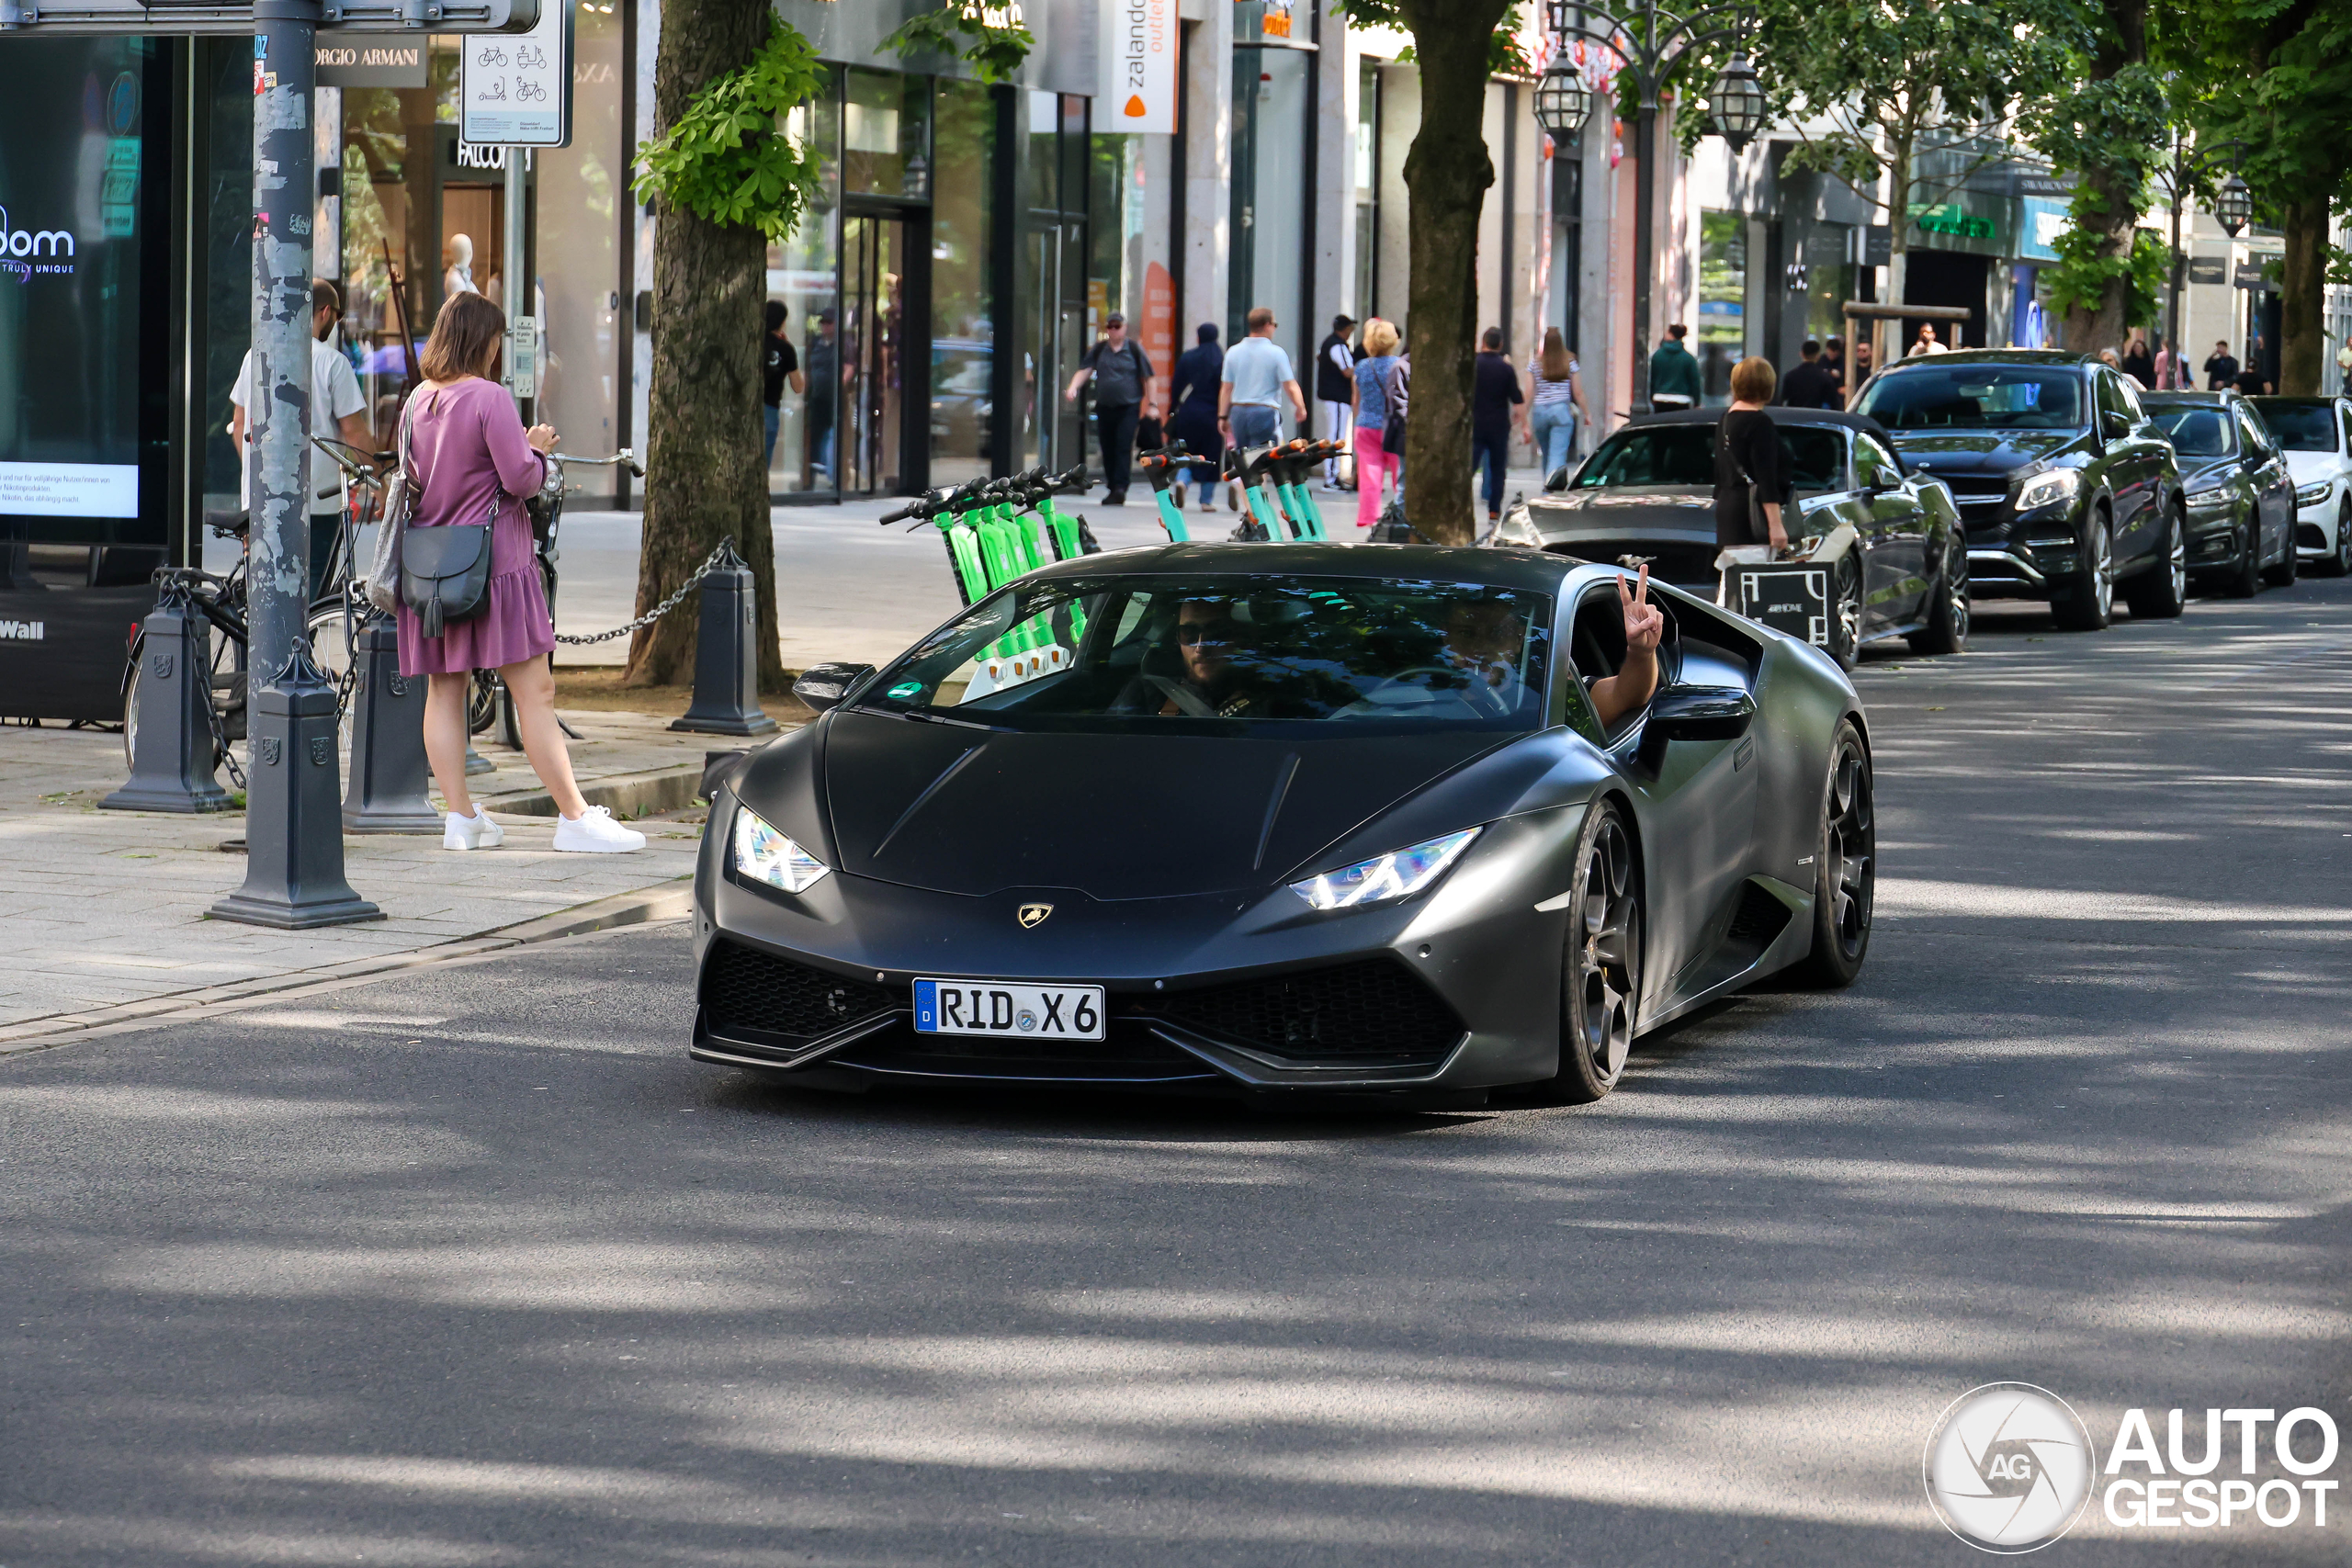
[1698,209,1747,402]
[930,79,995,488]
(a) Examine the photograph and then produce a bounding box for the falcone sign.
[1924,1383,2343,1552]
[1099,0,1175,134]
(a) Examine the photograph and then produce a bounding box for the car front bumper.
[2294,494,2343,556]
[689,793,1586,1096]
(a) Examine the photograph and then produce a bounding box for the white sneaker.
[444,807,504,852]
[552,805,646,853]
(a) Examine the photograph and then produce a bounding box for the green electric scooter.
[1135,442,1197,543]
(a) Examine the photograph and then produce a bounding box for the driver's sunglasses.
[1177,619,1238,646]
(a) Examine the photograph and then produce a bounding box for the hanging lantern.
[1544,0,1577,37]
[2214,171,2253,237]
[1706,53,1766,153]
[1533,58,1592,145]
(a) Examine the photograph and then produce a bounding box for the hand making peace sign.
[1619,563,1664,653]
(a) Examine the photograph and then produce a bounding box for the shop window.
[767,69,842,496]
[535,0,625,496]
[931,78,995,488]
[1698,209,1746,402]
[845,70,931,201]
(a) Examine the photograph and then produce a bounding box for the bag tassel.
[421,598,444,639]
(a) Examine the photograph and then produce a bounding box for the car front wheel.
[2122,506,2187,619]
[2051,510,2114,630]
[1908,546,1968,655]
[2325,503,2352,577]
[1532,799,1643,1105]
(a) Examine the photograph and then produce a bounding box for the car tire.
[1532,798,1643,1105]
[2121,506,2188,619]
[2221,510,2261,598]
[2322,502,2352,578]
[1792,719,1874,989]
[2262,520,2300,587]
[2050,509,2114,631]
[1907,547,1969,655]
[1826,552,1862,670]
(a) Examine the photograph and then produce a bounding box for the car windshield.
[855,573,1555,735]
[1572,423,1847,492]
[2150,405,2234,457]
[1858,367,2086,431]
[2253,401,2336,450]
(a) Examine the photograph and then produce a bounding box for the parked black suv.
[1852,350,2185,630]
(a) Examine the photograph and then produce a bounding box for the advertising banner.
[1100,0,1177,134]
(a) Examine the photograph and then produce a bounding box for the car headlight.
[2013,468,2079,512]
[2296,480,2332,506]
[2185,476,2232,502]
[1289,828,1480,910]
[731,804,831,894]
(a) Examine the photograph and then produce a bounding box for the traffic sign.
[461,0,571,147]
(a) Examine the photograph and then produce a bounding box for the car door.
[1575,583,1759,1007]
[2236,405,2293,563]
[1854,430,1928,626]
[2102,373,2163,562]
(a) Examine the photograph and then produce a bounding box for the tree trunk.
[2059,0,2148,356]
[1880,130,1913,374]
[627,0,785,692]
[1396,0,1509,546]
[2279,197,2326,395]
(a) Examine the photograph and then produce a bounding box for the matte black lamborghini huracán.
[691,547,1874,1103]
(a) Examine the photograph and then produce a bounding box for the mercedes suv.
[1852,351,2185,630]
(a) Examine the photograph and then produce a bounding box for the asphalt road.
[6,575,2350,1566]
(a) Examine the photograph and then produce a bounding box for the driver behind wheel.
[1114,596,1268,717]
[1589,566,1663,728]
[1434,595,1532,714]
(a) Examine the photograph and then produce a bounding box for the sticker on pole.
[460,0,571,147]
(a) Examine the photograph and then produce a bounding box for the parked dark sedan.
[1852,350,2185,630]
[2141,391,2297,596]
[1491,406,1967,664]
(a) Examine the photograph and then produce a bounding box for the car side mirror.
[2101,411,2132,440]
[793,660,876,713]
[1545,464,1571,492]
[1643,685,1756,746]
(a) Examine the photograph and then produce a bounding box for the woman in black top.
[1715,355,1790,550]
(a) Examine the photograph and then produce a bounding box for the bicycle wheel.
[469,670,503,736]
[305,600,360,756]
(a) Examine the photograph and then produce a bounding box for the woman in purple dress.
[397,294,643,852]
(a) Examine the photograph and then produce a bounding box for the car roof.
[2143,390,2237,405]
[1024,540,1601,595]
[1622,405,1892,439]
[1872,349,2097,370]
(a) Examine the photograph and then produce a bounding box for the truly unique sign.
[1101,0,1177,133]
[461,0,571,147]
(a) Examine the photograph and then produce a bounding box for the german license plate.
[912,978,1105,1042]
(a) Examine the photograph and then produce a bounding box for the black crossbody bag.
[398,389,499,638]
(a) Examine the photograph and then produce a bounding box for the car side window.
[1567,583,1669,744]
[2339,404,2352,456]
[1854,434,1898,489]
[2095,372,2127,424]
[2236,407,2272,459]
[2120,379,2148,422]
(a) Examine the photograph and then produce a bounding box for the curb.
[0,877,695,1058]
[475,761,709,820]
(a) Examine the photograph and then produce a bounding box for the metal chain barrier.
[551,537,737,646]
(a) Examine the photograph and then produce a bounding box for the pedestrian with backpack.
[1065,311,1156,506]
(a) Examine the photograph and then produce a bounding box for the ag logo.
[1016,902,1053,929]
[1924,1382,2097,1552]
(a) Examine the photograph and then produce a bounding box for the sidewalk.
[0,706,743,1045]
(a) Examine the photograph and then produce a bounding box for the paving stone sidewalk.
[0,706,755,1040]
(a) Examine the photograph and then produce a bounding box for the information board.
[461,0,571,147]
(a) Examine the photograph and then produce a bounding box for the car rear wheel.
[2262,518,2300,587]
[1793,720,1874,989]
[2051,510,2113,631]
[1826,552,1861,669]
[1533,800,1643,1104]
[2122,506,2188,619]
[1908,546,1968,655]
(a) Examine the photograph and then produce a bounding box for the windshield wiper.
[889,707,1012,732]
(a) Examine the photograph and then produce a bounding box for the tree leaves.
[631,15,826,243]
[880,4,1037,86]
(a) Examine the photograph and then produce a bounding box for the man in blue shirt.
[1218,307,1309,450]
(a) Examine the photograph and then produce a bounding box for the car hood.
[1883,428,2083,481]
[2281,449,2341,485]
[805,709,1521,899]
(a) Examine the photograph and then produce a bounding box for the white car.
[2249,396,2352,576]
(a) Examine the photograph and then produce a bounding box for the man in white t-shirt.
[230,278,373,599]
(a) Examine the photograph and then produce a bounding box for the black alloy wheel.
[1826,552,1863,669]
[2052,509,2114,630]
[2263,516,2300,587]
[2221,508,2262,598]
[2122,506,2188,619]
[2324,504,2352,577]
[1534,799,1643,1104]
[1795,719,1874,987]
[1908,546,1969,655]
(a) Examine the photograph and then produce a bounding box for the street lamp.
[2213,171,2252,237]
[1533,57,1593,144]
[1539,0,1759,412]
[1706,53,1764,152]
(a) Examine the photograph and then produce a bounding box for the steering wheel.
[1357,663,1512,716]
